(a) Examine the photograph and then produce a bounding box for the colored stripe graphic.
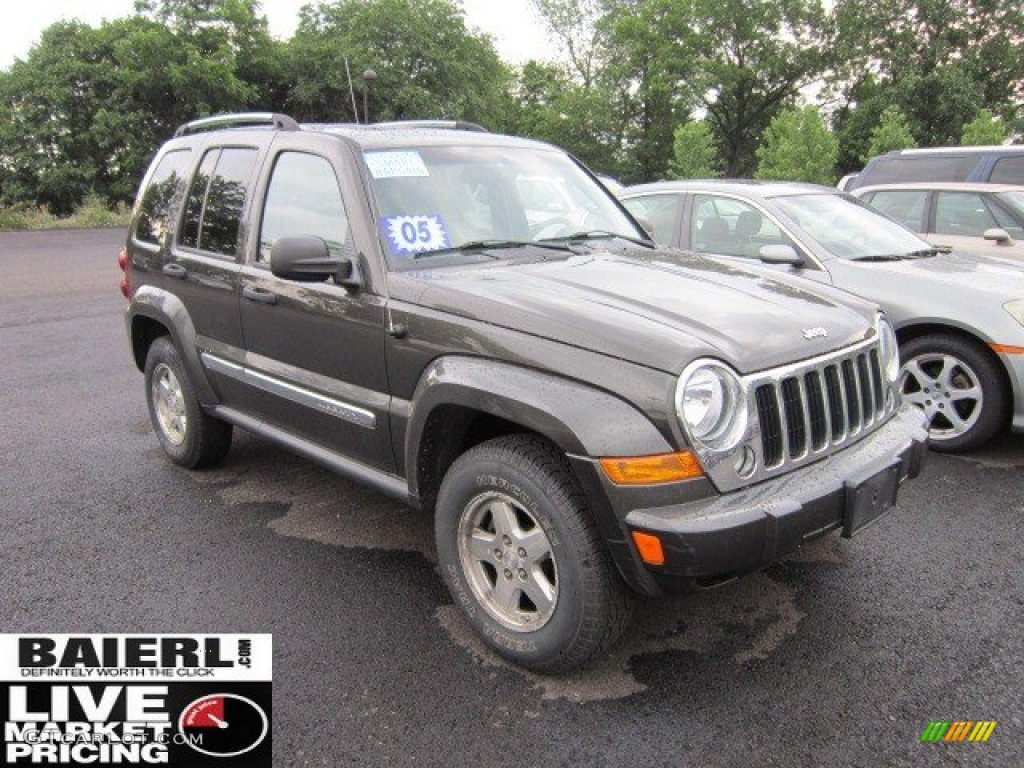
[968,722,997,742]
[921,722,949,742]
[921,720,996,743]
[945,721,972,741]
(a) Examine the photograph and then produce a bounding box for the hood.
[839,250,1024,297]
[389,249,876,375]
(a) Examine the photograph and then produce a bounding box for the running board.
[210,406,411,505]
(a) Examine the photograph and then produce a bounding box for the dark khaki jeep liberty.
[121,113,927,672]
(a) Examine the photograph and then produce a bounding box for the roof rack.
[174,112,301,138]
[368,120,489,133]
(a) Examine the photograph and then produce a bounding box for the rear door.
[167,143,262,404]
[234,142,394,472]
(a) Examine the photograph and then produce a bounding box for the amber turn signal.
[990,343,1024,355]
[599,451,703,485]
[631,531,665,566]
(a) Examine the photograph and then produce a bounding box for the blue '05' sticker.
[382,214,450,256]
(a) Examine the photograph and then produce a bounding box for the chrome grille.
[753,341,890,470]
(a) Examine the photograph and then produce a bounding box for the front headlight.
[1004,299,1024,327]
[877,315,899,383]
[675,360,748,452]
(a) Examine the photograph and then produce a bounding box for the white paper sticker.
[364,151,430,179]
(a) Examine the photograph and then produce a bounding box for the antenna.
[344,58,359,123]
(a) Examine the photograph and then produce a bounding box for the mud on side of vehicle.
[121,113,928,673]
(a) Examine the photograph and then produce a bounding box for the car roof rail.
[174,112,301,137]
[368,120,489,133]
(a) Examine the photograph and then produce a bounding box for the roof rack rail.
[369,120,489,133]
[174,112,300,138]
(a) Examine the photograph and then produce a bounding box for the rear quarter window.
[989,156,1024,185]
[133,150,191,245]
[862,155,978,185]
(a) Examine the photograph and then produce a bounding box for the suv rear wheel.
[144,337,232,469]
[435,435,634,673]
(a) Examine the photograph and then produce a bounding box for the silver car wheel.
[457,491,558,632]
[900,353,983,441]
[151,363,188,446]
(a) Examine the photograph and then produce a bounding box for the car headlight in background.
[675,360,748,453]
[877,315,900,384]
[1004,299,1024,327]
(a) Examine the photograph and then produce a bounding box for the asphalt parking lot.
[1,228,1021,767]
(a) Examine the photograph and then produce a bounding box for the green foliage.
[755,106,838,185]
[285,0,512,125]
[669,121,719,178]
[0,193,131,231]
[832,0,1024,165]
[961,109,1007,146]
[864,106,917,163]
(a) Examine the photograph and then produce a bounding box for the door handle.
[162,263,187,279]
[242,286,278,305]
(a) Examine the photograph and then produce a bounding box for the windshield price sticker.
[0,634,272,767]
[364,150,430,179]
[383,214,449,255]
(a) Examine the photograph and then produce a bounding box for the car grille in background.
[754,347,887,469]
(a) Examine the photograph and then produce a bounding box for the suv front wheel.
[435,435,634,673]
[144,337,232,469]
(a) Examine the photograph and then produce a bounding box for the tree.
[669,120,718,178]
[284,0,512,126]
[832,1,1024,150]
[755,106,837,184]
[864,106,917,163]
[961,109,1007,146]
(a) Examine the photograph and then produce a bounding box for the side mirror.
[270,236,357,286]
[634,216,656,240]
[758,244,805,266]
[983,228,1014,246]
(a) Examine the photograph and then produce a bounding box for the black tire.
[899,334,1008,452]
[435,434,634,673]
[143,336,232,469]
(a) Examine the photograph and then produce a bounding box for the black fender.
[126,285,218,405]
[404,356,674,595]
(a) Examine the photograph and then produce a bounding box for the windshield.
[773,193,934,260]
[362,144,644,268]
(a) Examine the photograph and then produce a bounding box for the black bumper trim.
[623,407,928,591]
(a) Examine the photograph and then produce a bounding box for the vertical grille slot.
[824,364,845,441]
[841,359,861,432]
[869,349,885,417]
[781,378,807,458]
[756,384,783,468]
[804,371,828,451]
[856,354,874,423]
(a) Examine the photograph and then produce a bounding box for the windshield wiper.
[541,230,656,249]
[850,254,906,262]
[904,246,950,258]
[414,239,574,259]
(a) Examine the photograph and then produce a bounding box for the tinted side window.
[864,155,978,185]
[179,147,259,257]
[259,152,351,262]
[989,156,1024,184]
[134,150,191,244]
[621,194,682,244]
[863,189,928,232]
[934,192,998,236]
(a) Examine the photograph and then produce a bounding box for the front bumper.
[596,407,928,595]
[996,349,1024,433]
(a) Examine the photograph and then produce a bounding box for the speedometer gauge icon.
[178,693,269,758]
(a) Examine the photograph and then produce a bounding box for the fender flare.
[128,285,218,405]
[404,356,673,498]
